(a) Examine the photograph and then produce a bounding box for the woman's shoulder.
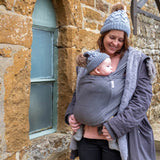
[128,46,145,56]
[127,47,156,82]
[130,47,157,82]
[127,46,151,61]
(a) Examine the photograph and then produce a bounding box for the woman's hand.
[68,114,81,133]
[102,126,113,141]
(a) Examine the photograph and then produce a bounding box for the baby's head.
[77,50,112,76]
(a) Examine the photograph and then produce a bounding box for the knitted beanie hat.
[83,50,110,73]
[100,4,130,37]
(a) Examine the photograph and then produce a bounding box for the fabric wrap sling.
[74,51,128,126]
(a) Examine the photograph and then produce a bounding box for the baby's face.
[97,58,112,76]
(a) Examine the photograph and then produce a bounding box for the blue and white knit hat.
[83,50,110,73]
[100,9,130,37]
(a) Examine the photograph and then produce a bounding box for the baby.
[76,50,112,76]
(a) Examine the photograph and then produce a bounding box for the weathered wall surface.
[0,0,33,159]
[0,0,159,159]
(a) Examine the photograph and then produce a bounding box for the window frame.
[29,24,58,140]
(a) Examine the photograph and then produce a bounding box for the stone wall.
[0,0,33,158]
[0,0,159,159]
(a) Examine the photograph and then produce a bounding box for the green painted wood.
[29,0,58,138]
[32,0,56,28]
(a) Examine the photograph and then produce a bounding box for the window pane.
[32,0,56,28]
[31,29,54,79]
[29,82,53,133]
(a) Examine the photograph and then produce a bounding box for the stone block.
[53,0,82,27]
[78,29,100,49]
[22,133,71,160]
[0,0,14,10]
[58,47,78,88]
[58,27,78,48]
[53,0,70,26]
[84,21,97,30]
[151,94,159,106]
[58,48,79,131]
[98,24,103,31]
[69,0,83,28]
[157,92,160,103]
[0,48,12,58]
[58,27,99,50]
[0,134,2,152]
[5,154,16,160]
[153,83,160,94]
[148,104,160,122]
[0,12,32,48]
[151,121,160,141]
[4,48,31,152]
[109,0,125,4]
[81,0,94,7]
[83,7,102,21]
[14,0,36,16]
[158,63,160,73]
[96,0,109,13]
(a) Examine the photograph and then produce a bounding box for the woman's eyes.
[119,39,124,42]
[110,36,114,39]
[109,36,124,42]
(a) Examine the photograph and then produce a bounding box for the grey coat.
[65,47,156,160]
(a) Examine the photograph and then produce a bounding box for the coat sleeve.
[104,57,153,139]
[64,91,76,124]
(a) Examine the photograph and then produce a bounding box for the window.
[29,0,58,139]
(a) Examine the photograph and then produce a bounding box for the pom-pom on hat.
[83,50,110,73]
[100,3,130,37]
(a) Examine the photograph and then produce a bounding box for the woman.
[65,3,156,160]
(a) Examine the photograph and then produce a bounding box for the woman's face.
[103,30,124,56]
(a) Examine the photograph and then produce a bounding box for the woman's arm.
[65,67,82,132]
[65,91,81,132]
[104,58,153,139]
